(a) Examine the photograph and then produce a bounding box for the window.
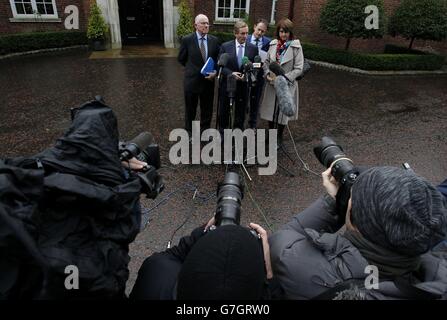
[215,0,250,21]
[9,0,58,19]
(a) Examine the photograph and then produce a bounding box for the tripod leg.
[279,143,296,164]
[277,161,296,177]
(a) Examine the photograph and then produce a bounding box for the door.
[119,0,163,44]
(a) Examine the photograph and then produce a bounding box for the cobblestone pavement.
[1,49,446,295]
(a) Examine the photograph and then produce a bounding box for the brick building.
[0,0,89,34]
[1,0,446,54]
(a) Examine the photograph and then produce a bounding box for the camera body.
[314,137,359,222]
[119,137,164,200]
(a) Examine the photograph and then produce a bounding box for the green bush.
[209,31,234,44]
[176,0,194,41]
[388,0,447,49]
[384,44,427,55]
[320,0,386,50]
[0,31,88,55]
[302,42,444,70]
[87,2,109,40]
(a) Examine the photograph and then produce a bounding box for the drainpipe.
[288,0,295,20]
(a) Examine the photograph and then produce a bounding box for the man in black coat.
[178,14,220,135]
[218,20,259,131]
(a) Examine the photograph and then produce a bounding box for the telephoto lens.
[313,136,355,184]
[215,172,244,226]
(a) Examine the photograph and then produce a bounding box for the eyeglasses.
[279,30,290,33]
[198,22,209,25]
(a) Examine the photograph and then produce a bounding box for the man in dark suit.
[218,20,259,131]
[247,19,271,129]
[178,14,220,134]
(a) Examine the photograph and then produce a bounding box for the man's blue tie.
[237,44,243,69]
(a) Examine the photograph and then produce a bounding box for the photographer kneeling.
[270,166,447,299]
[130,172,282,300]
[130,218,282,300]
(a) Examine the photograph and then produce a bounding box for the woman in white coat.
[259,18,304,145]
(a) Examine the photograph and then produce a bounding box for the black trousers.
[184,89,214,133]
[218,82,249,131]
[248,78,265,129]
[129,253,181,300]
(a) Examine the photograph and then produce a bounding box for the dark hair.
[275,18,294,40]
[255,18,268,28]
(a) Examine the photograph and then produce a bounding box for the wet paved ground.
[1,48,446,294]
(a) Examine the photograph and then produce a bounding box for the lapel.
[280,41,295,66]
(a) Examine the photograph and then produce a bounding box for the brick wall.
[0,0,89,35]
[193,0,273,33]
[274,0,446,55]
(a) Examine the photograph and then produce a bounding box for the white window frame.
[9,0,59,19]
[270,0,276,25]
[215,0,250,22]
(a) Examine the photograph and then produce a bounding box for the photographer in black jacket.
[270,166,447,299]
[130,217,281,300]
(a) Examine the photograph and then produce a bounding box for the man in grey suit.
[178,14,220,134]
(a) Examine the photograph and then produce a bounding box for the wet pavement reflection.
[1,49,446,293]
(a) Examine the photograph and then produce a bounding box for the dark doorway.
[118,0,163,45]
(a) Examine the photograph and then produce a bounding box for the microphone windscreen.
[241,56,249,66]
[254,55,262,63]
[269,62,285,76]
[218,53,230,67]
[274,76,295,117]
[130,132,153,151]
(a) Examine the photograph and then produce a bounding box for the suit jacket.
[247,34,271,52]
[178,33,220,93]
[218,40,259,78]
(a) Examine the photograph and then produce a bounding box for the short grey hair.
[234,20,248,34]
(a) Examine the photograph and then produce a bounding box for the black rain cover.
[0,100,142,299]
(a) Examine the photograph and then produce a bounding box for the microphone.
[253,55,262,69]
[251,55,262,85]
[269,61,285,77]
[119,132,153,161]
[273,76,295,117]
[217,53,230,80]
[226,74,237,98]
[269,61,292,84]
[218,53,230,67]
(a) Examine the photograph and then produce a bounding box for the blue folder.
[201,57,215,76]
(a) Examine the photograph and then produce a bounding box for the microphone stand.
[214,65,224,129]
[271,77,296,177]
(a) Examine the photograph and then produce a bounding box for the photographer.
[0,99,163,299]
[269,166,447,299]
[129,217,281,300]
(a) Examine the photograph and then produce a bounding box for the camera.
[213,172,261,240]
[314,137,359,221]
[215,171,244,226]
[119,133,164,200]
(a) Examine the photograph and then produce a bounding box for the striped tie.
[200,37,206,61]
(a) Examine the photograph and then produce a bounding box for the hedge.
[0,31,88,55]
[302,42,445,71]
[210,31,234,44]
